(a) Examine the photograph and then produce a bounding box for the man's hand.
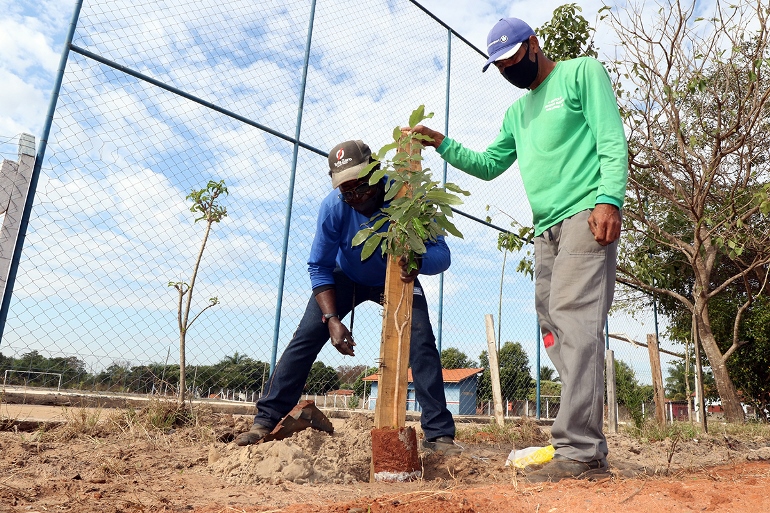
[398,256,419,283]
[327,319,356,356]
[403,125,445,149]
[588,204,622,246]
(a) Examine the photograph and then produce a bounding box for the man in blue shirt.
[235,140,458,455]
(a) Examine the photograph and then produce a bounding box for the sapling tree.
[168,179,228,403]
[351,106,469,269]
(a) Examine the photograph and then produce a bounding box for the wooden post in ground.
[371,136,420,483]
[484,314,505,427]
[605,349,618,433]
[647,334,666,425]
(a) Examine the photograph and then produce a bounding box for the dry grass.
[24,398,220,446]
[456,417,549,448]
[624,419,701,443]
[104,399,211,446]
[624,418,770,446]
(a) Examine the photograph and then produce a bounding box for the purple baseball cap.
[482,18,536,72]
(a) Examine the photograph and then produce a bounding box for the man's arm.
[579,60,628,246]
[409,123,518,181]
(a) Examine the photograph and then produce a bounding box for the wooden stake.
[484,314,505,427]
[647,334,666,425]
[373,136,420,430]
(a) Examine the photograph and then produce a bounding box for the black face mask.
[502,41,539,89]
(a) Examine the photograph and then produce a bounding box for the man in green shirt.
[412,17,628,483]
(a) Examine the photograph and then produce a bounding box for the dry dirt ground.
[2,402,770,513]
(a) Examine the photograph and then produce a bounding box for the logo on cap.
[501,35,508,42]
[336,149,345,160]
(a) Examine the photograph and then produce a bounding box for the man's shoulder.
[316,189,347,221]
[557,56,607,76]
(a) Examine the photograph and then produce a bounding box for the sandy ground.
[1,403,769,513]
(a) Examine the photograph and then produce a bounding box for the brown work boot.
[422,436,463,456]
[234,424,271,446]
[524,455,609,483]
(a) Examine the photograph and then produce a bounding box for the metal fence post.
[270,0,318,374]
[436,28,452,354]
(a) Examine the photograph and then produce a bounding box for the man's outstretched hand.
[403,125,445,149]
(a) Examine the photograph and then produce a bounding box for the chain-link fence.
[0,0,680,417]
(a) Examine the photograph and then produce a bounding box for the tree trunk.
[179,332,186,404]
[695,302,744,423]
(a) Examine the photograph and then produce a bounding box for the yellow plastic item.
[505,445,556,469]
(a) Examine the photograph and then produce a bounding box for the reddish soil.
[1,405,769,513]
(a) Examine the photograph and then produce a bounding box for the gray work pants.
[534,209,617,462]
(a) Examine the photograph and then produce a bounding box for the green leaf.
[376,141,399,159]
[444,182,470,195]
[411,218,427,239]
[393,151,409,162]
[407,232,427,254]
[351,229,371,247]
[435,216,464,238]
[371,217,388,231]
[358,161,379,179]
[361,235,382,260]
[425,190,465,206]
[392,126,402,141]
[369,167,387,184]
[408,105,426,128]
[384,184,402,201]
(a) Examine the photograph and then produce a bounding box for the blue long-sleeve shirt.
[308,187,451,290]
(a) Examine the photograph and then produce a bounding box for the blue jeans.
[253,268,455,440]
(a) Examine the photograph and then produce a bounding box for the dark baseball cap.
[327,140,372,188]
[482,18,536,72]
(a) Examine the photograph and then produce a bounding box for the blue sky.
[0,0,682,384]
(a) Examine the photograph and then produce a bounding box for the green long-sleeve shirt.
[437,57,628,236]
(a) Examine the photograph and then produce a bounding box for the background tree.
[529,379,562,401]
[478,341,532,402]
[724,294,770,420]
[95,361,132,392]
[168,180,228,403]
[613,359,654,428]
[608,0,770,422]
[665,358,717,402]
[1,350,87,389]
[352,366,379,399]
[440,347,477,369]
[667,290,770,418]
[536,3,601,60]
[336,365,368,388]
[206,352,270,394]
[305,361,341,395]
[539,366,559,382]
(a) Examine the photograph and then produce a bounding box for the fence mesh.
[0,0,680,417]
